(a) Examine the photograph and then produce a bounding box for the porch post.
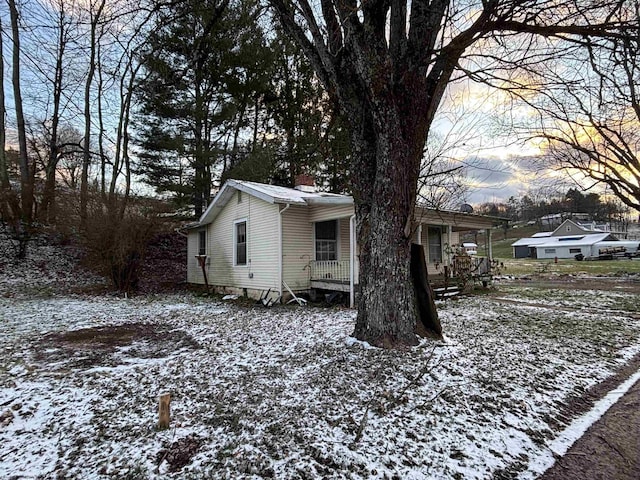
[447,225,453,264]
[349,214,356,308]
[417,224,423,244]
[486,228,493,261]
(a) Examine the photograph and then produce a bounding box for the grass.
[495,284,640,313]
[470,226,640,277]
[497,257,640,276]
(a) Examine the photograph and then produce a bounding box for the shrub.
[83,206,158,292]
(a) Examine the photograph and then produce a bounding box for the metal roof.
[197,180,505,228]
[198,179,353,225]
[534,233,616,248]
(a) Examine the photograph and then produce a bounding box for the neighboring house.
[186,179,501,306]
[540,212,591,229]
[512,219,639,259]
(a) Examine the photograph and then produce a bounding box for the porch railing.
[310,260,351,282]
[452,255,491,277]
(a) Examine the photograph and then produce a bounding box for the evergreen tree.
[135,0,272,216]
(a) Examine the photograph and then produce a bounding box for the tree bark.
[349,109,434,347]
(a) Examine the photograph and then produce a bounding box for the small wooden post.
[158,393,171,429]
[196,255,209,289]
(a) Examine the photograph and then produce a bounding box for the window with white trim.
[569,248,581,254]
[198,230,206,256]
[315,220,338,261]
[428,227,442,263]
[235,221,247,265]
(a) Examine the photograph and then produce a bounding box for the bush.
[83,206,158,292]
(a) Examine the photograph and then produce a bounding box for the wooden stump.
[410,243,443,339]
[158,393,171,429]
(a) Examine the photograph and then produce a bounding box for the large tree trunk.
[354,201,420,347]
[348,95,441,347]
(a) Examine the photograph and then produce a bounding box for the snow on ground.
[0,232,107,298]
[2,241,640,478]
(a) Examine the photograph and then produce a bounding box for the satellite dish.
[460,203,474,213]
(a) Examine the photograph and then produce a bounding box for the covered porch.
[307,207,503,306]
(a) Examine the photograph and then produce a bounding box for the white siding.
[450,231,460,248]
[199,192,280,293]
[309,204,353,222]
[187,230,206,284]
[536,246,570,259]
[339,217,351,261]
[536,241,640,260]
[282,206,314,290]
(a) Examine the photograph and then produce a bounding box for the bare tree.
[269,0,637,347]
[418,134,469,210]
[8,0,35,224]
[0,17,8,190]
[79,0,106,230]
[32,0,84,222]
[4,0,39,258]
[42,126,84,191]
[534,29,640,211]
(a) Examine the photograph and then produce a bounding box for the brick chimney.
[294,174,316,193]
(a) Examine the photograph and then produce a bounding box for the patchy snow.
[2,238,640,478]
[0,232,107,299]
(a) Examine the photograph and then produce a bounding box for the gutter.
[278,203,291,302]
[174,227,189,238]
[349,214,356,308]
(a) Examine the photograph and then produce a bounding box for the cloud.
[462,154,572,205]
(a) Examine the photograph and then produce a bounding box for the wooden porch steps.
[432,285,461,299]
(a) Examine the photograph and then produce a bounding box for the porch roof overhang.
[414,206,507,231]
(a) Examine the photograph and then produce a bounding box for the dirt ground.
[540,377,640,480]
[511,275,640,479]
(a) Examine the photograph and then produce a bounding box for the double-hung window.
[315,220,338,261]
[235,221,247,266]
[428,227,442,263]
[198,230,206,256]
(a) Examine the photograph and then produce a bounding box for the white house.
[186,179,501,306]
[512,219,639,259]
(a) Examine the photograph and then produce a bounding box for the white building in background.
[512,219,640,260]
